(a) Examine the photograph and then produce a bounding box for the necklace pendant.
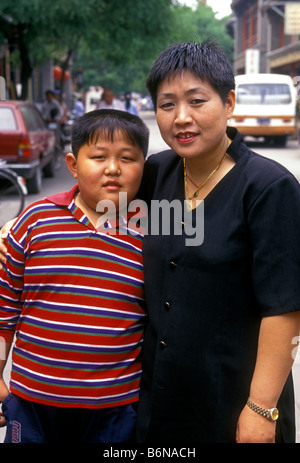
[193,190,199,198]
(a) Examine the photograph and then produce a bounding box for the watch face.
[270,408,279,421]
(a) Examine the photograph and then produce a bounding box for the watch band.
[246,398,279,422]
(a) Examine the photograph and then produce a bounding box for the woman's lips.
[175,132,198,144]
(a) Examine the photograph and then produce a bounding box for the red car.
[0,100,57,193]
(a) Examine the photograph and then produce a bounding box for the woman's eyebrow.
[158,87,209,98]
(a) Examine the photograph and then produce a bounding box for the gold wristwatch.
[247,398,279,422]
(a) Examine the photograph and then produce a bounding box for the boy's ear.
[66,153,78,179]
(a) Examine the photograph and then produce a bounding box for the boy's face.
[66,130,144,214]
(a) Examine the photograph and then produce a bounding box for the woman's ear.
[226,90,236,119]
[66,153,78,179]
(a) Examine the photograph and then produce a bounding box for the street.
[0,111,300,443]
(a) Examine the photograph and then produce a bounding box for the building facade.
[231,0,300,77]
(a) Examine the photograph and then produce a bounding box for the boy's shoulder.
[12,185,78,235]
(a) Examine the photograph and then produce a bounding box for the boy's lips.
[103,181,121,190]
[175,132,198,144]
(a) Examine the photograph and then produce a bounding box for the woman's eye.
[159,102,174,109]
[191,99,205,105]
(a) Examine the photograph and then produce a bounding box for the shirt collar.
[46,184,79,207]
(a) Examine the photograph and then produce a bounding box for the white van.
[229,73,296,146]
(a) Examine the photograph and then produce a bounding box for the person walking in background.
[97,88,124,111]
[124,92,139,116]
[41,89,63,125]
[41,89,64,148]
[74,97,85,118]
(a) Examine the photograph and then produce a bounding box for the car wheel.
[27,167,42,194]
[273,135,287,147]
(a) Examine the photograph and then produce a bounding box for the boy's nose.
[104,160,121,175]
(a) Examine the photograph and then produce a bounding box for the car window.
[20,106,45,131]
[237,83,291,105]
[32,106,47,130]
[0,107,18,130]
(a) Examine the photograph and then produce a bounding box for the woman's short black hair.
[71,109,149,158]
[146,39,235,110]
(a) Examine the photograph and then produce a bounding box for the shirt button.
[164,301,171,310]
[169,261,177,270]
[160,340,167,348]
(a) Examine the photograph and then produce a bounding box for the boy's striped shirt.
[0,185,146,408]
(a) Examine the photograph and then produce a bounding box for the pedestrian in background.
[74,97,85,118]
[124,92,139,116]
[97,88,124,111]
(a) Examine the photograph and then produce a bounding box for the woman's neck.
[185,135,229,174]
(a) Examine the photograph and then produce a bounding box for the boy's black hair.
[146,40,235,110]
[71,109,149,158]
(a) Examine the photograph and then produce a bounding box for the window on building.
[243,1,258,50]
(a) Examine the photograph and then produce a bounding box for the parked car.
[0,100,57,193]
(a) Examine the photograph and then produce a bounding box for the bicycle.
[0,160,27,227]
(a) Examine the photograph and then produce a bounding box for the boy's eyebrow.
[89,144,136,152]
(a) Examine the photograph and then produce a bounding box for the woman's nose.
[174,104,193,124]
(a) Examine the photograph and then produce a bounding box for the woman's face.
[156,70,235,160]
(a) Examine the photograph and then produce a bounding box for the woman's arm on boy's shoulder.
[0,219,16,270]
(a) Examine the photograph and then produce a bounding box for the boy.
[0,109,149,443]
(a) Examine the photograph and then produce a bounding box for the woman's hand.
[0,219,15,270]
[0,378,9,428]
[236,404,276,443]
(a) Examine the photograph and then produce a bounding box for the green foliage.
[0,0,233,98]
[76,1,234,94]
[171,3,233,62]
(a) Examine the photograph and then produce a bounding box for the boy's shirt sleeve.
[0,218,27,343]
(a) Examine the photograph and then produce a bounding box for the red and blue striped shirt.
[0,185,146,408]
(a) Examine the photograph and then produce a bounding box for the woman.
[136,41,300,443]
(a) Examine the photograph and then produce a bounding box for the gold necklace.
[183,138,229,200]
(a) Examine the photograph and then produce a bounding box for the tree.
[171,3,233,62]
[74,2,233,95]
[0,0,173,99]
[0,0,233,100]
